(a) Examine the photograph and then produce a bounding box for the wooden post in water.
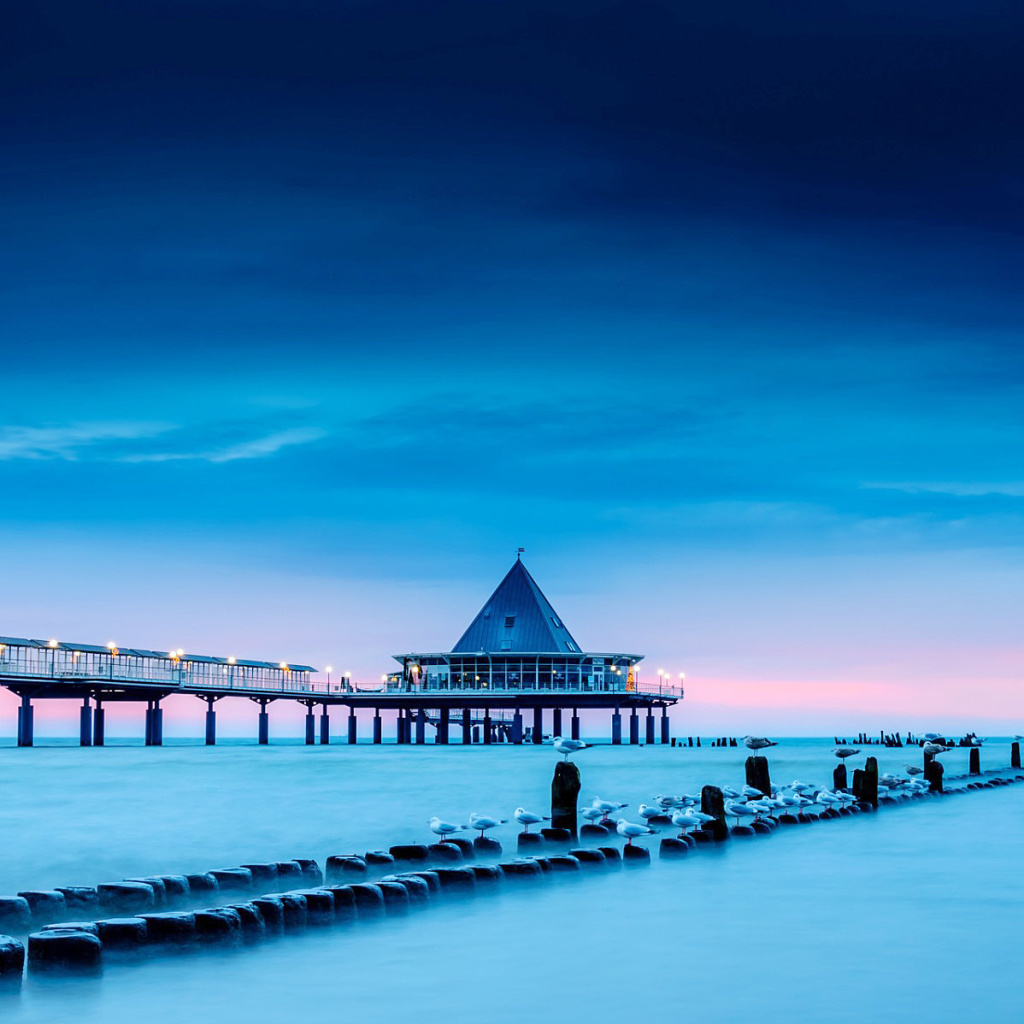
[969,747,981,776]
[851,756,878,807]
[745,755,771,797]
[700,785,729,840]
[1012,741,1021,769]
[833,763,848,790]
[924,751,944,792]
[551,760,581,836]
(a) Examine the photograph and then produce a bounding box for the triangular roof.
[452,560,582,654]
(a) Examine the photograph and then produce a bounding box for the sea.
[0,737,1018,1023]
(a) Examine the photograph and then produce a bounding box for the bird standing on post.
[744,736,777,753]
[553,736,587,761]
[615,819,654,845]
[429,817,466,841]
[514,807,549,832]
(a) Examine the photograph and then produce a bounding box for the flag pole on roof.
[517,547,525,560]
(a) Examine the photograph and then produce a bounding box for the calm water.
[1,738,1019,1023]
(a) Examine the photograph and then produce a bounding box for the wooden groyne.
[2,762,1021,984]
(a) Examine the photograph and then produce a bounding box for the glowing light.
[48,639,58,648]
[227,656,236,665]
[325,665,333,674]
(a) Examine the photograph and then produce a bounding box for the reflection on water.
[1,740,1019,1023]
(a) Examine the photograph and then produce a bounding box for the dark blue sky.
[2,1,1022,729]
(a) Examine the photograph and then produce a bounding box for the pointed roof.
[452,560,582,655]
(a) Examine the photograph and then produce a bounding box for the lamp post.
[326,665,333,692]
[678,671,686,696]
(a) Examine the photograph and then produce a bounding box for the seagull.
[724,801,757,826]
[816,790,841,810]
[592,798,628,818]
[923,732,943,742]
[904,764,924,776]
[580,807,606,822]
[965,736,983,747]
[615,819,654,845]
[638,803,663,824]
[834,747,860,760]
[468,813,507,837]
[791,781,814,793]
[923,742,949,756]
[744,736,777,752]
[553,736,587,761]
[671,808,702,834]
[514,807,550,832]
[689,808,715,825]
[721,786,742,800]
[655,794,684,810]
[741,784,764,799]
[879,773,904,789]
[429,816,466,840]
[779,792,799,809]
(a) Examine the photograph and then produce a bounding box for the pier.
[0,559,681,747]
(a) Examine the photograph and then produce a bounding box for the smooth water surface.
[1,739,1018,1023]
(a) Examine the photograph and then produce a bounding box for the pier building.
[0,560,681,746]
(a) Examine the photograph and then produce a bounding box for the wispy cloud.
[0,422,327,464]
[863,481,1024,498]
[0,422,171,460]
[123,427,327,463]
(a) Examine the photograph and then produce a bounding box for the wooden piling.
[551,760,581,836]
[969,747,980,776]
[699,785,729,841]
[833,763,848,790]
[745,755,772,797]
[1012,741,1021,769]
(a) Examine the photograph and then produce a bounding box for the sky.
[1,1,1022,736]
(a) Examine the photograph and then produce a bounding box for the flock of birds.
[427,731,983,847]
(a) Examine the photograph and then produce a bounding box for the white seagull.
[671,808,702,834]
[724,801,757,825]
[655,794,684,810]
[468,813,507,836]
[923,742,949,756]
[638,803,663,824]
[744,736,777,752]
[592,798,629,816]
[429,816,466,840]
[615,819,655,845]
[721,786,742,800]
[904,764,924,776]
[741,784,764,799]
[834,747,860,760]
[553,736,587,761]
[580,807,606,822]
[514,807,550,832]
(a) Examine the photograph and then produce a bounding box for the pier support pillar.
[348,710,357,745]
[304,709,316,746]
[152,704,163,746]
[660,706,670,744]
[79,698,93,747]
[552,708,562,738]
[205,706,217,746]
[611,710,622,745]
[645,707,655,745]
[462,708,472,745]
[144,703,154,746]
[415,709,426,745]
[571,710,580,741]
[258,704,270,745]
[629,708,639,745]
[396,710,406,744]
[372,710,382,745]
[320,706,330,745]
[93,703,105,746]
[16,695,34,747]
[511,711,523,745]
[532,707,544,744]
[483,710,492,745]
[1013,741,1021,769]
[969,747,981,776]
[436,706,449,744]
